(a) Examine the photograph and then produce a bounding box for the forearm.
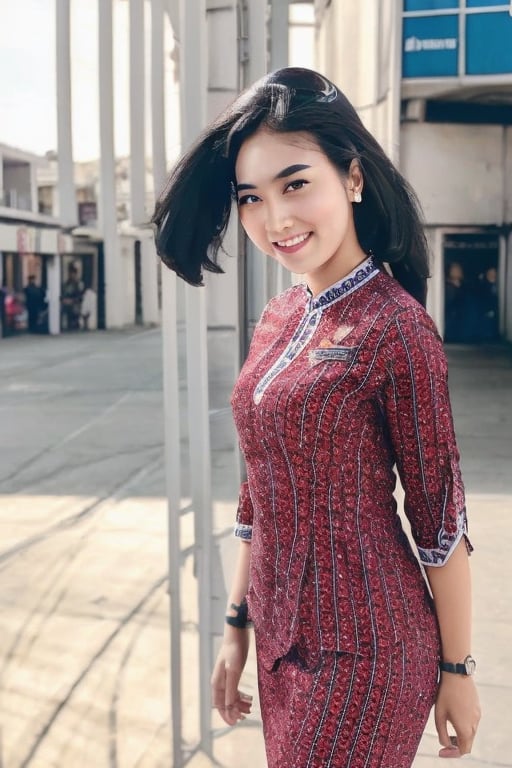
[424,537,472,662]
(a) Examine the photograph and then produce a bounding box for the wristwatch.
[440,655,476,676]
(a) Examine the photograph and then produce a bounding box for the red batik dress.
[231,256,471,768]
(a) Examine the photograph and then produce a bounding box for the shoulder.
[371,270,439,335]
[258,284,305,323]
[368,273,446,376]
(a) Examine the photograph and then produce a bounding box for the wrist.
[225,598,252,629]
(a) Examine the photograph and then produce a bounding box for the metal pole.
[270,0,289,71]
[388,0,403,167]
[161,268,184,768]
[152,0,168,196]
[179,0,212,755]
[56,0,77,228]
[129,0,146,225]
[98,0,123,328]
[269,0,291,294]
[151,1,184,763]
[245,0,269,330]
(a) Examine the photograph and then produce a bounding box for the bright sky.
[0,0,143,161]
[0,1,313,163]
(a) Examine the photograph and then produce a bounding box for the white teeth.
[277,232,309,247]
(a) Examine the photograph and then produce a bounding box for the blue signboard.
[403,15,459,78]
[466,12,512,74]
[404,0,458,9]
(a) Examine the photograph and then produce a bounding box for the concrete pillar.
[98,0,123,328]
[56,0,77,227]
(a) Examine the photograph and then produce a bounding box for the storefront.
[0,222,72,339]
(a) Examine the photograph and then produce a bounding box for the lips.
[273,232,312,254]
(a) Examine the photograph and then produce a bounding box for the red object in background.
[4,292,28,331]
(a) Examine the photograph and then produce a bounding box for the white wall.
[401,122,506,226]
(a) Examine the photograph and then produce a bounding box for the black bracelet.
[225,599,251,629]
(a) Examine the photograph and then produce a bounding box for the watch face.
[464,655,476,675]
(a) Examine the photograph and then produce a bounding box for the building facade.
[0,143,72,338]
[315,0,512,343]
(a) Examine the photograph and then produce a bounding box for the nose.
[265,199,293,239]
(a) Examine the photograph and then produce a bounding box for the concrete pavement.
[0,329,510,767]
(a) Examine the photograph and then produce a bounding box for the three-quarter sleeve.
[234,480,253,541]
[381,308,472,567]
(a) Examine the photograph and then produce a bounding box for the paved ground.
[0,329,511,767]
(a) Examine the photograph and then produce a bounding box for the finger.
[454,730,475,757]
[434,712,452,749]
[438,736,460,758]
[224,667,242,711]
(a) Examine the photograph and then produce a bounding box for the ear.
[347,159,363,202]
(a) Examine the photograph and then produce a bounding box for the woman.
[152,68,480,767]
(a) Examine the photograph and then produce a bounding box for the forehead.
[235,129,324,181]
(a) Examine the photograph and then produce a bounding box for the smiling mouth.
[273,232,312,253]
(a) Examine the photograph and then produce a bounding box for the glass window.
[403,15,459,77]
[404,0,459,11]
[466,12,512,74]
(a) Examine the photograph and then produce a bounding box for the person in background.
[80,283,97,331]
[23,275,46,334]
[477,266,499,342]
[152,67,480,767]
[444,262,467,343]
[61,264,83,331]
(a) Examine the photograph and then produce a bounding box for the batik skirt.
[257,638,439,768]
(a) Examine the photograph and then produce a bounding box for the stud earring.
[354,191,362,204]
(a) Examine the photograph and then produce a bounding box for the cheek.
[238,210,271,252]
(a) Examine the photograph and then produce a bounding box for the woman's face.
[234,128,366,295]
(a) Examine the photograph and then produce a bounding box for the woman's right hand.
[211,629,253,725]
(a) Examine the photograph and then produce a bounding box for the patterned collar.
[306,255,380,312]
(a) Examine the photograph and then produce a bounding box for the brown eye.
[285,179,308,193]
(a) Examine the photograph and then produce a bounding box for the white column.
[98,0,123,328]
[56,0,77,227]
[47,252,61,335]
[179,0,212,755]
[129,0,146,224]
[140,234,159,325]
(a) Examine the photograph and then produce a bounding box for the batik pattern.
[231,257,470,765]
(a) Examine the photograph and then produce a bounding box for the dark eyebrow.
[274,163,311,180]
[236,164,312,192]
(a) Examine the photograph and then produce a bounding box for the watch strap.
[440,661,467,674]
[440,655,476,676]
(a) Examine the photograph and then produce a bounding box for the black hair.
[152,67,430,306]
